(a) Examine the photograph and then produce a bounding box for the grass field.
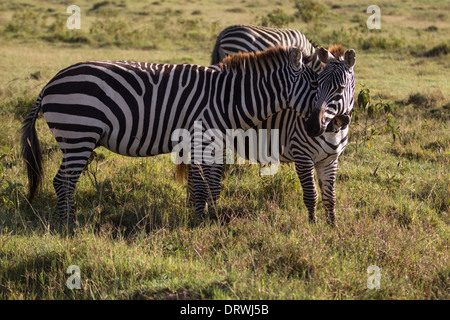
[0,0,448,300]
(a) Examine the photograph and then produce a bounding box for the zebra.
[211,24,323,74]
[21,45,326,224]
[179,25,355,224]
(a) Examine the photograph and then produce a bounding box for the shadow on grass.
[12,176,217,237]
[0,250,67,299]
[128,280,236,300]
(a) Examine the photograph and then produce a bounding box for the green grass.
[0,0,449,300]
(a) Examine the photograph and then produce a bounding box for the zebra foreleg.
[294,160,318,222]
[316,160,338,225]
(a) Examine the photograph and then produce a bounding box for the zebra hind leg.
[53,149,94,227]
[190,163,223,221]
[187,163,223,209]
[207,163,223,206]
[190,164,209,220]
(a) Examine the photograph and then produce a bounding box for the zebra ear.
[317,47,335,64]
[344,49,356,70]
[289,47,303,71]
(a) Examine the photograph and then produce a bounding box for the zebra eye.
[338,86,345,93]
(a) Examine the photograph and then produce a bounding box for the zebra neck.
[209,69,288,132]
[291,68,318,119]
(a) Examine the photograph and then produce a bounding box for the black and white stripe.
[21,46,319,223]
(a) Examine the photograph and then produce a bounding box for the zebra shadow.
[68,176,201,237]
[14,178,199,237]
[16,173,300,237]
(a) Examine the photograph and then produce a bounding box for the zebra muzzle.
[336,114,351,127]
[326,114,351,133]
[305,106,325,137]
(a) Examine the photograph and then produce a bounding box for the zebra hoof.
[192,214,207,226]
[326,216,336,227]
[59,216,77,232]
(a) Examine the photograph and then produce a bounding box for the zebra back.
[211,24,322,73]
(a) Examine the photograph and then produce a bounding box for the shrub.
[406,91,445,109]
[89,18,129,47]
[89,18,156,49]
[260,9,292,28]
[87,1,126,16]
[293,0,326,23]
[3,9,46,38]
[424,25,438,32]
[424,43,449,57]
[42,14,91,44]
[351,85,400,149]
[360,35,402,50]
[319,27,360,49]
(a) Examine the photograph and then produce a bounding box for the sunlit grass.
[0,0,448,300]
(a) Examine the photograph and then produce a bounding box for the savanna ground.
[0,0,448,300]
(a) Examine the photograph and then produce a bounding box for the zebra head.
[305,47,356,137]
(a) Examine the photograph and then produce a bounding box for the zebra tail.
[175,163,188,184]
[21,93,44,203]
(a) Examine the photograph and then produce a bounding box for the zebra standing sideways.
[22,46,327,223]
[179,25,355,224]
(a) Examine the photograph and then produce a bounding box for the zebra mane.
[328,44,344,59]
[217,46,287,71]
[217,45,311,71]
